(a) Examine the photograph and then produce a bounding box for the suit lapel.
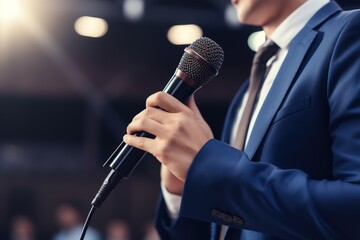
[245,29,318,159]
[244,1,342,159]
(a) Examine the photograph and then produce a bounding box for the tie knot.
[253,41,280,65]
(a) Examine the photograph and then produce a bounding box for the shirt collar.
[269,0,330,49]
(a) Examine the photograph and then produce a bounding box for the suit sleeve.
[155,192,211,240]
[179,12,360,240]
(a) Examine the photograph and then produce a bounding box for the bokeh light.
[74,16,108,38]
[248,30,266,52]
[167,24,203,45]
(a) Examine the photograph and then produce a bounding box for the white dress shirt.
[161,0,330,238]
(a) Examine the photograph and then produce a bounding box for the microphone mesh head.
[177,37,224,86]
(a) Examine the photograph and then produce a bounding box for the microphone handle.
[105,74,201,178]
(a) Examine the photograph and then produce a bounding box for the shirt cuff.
[161,181,182,221]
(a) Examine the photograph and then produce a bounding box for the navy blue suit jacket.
[156,2,360,239]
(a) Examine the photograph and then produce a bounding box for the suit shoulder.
[333,9,360,26]
[336,9,360,39]
[318,8,360,40]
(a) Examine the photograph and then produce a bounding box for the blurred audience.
[105,219,130,240]
[142,222,160,240]
[9,215,37,240]
[6,203,162,240]
[52,201,101,240]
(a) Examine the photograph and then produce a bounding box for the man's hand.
[123,92,213,183]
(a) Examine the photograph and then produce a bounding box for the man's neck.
[263,0,307,36]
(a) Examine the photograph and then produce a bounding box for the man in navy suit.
[123,0,360,239]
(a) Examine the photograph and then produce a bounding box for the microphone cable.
[79,205,96,240]
[80,169,122,240]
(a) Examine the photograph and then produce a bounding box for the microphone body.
[91,37,224,208]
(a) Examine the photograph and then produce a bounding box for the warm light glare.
[248,31,266,52]
[74,16,108,38]
[167,24,203,45]
[0,0,23,23]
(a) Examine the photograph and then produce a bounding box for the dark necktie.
[233,41,280,150]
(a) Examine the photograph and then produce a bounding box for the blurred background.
[0,0,358,239]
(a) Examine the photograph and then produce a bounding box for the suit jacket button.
[233,216,244,225]
[222,213,233,223]
[211,209,222,219]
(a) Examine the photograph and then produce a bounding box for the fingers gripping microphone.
[91,37,224,208]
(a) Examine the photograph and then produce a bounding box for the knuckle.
[132,111,143,121]
[124,135,132,145]
[138,117,146,126]
[153,92,163,103]
[145,96,152,107]
[146,107,156,116]
[138,137,146,149]
[173,120,184,132]
[141,108,150,118]
[147,91,163,107]
[126,125,131,133]
[166,131,178,147]
[132,114,138,121]
[127,121,136,132]
[156,91,166,98]
[158,141,169,156]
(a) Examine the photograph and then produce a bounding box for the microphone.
[91,37,224,208]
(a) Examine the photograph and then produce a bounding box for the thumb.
[187,95,214,139]
[187,95,204,120]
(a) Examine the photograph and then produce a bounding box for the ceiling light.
[74,16,108,38]
[167,24,203,45]
[123,0,145,21]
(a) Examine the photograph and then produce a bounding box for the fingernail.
[123,135,128,141]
